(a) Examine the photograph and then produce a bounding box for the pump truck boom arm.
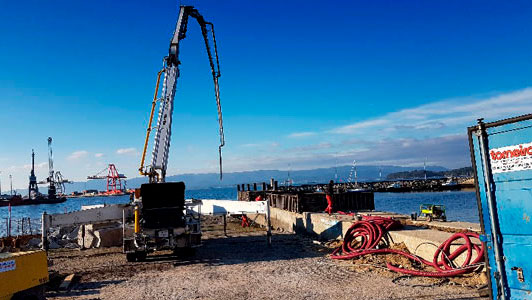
[139,5,224,183]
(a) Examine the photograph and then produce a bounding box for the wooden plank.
[59,273,77,290]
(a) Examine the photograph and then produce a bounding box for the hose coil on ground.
[330,216,485,277]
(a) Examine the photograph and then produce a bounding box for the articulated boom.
[139,5,224,183]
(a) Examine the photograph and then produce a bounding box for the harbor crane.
[37,137,71,197]
[87,164,127,194]
[28,149,39,199]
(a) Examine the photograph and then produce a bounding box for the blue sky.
[1,0,532,189]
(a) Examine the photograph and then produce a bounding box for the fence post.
[41,212,49,251]
[8,204,12,237]
[266,199,272,246]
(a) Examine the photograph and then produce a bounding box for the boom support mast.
[139,5,224,183]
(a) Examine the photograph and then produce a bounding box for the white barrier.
[191,199,267,215]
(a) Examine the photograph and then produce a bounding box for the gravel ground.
[46,217,487,300]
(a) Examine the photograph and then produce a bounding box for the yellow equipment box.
[0,250,48,300]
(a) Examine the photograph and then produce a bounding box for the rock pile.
[40,221,125,249]
[45,225,81,249]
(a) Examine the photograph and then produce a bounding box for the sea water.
[0,189,478,237]
[374,191,479,223]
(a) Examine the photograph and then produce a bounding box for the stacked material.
[239,190,374,213]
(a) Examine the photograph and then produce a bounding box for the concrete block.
[94,227,123,247]
[388,227,482,265]
[78,222,122,248]
[78,226,97,249]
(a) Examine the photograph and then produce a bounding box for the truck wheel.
[175,247,196,257]
[126,253,137,262]
[136,251,147,262]
[186,247,196,256]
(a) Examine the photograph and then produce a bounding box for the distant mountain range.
[17,164,450,195]
[385,167,473,180]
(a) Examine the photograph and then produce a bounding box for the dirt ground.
[46,217,488,300]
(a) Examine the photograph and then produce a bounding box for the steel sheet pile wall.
[238,190,374,213]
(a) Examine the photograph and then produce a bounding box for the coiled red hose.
[330,216,485,277]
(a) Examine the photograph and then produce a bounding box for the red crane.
[87,164,127,195]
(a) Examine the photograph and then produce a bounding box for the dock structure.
[237,178,375,213]
[238,177,473,196]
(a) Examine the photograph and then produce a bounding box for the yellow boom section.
[0,250,48,300]
[139,68,165,178]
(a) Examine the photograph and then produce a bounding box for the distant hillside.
[386,167,472,180]
[15,164,449,195]
[62,165,446,194]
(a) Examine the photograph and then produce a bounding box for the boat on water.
[387,182,402,189]
[349,188,370,192]
[0,194,66,207]
[440,178,460,191]
[442,178,458,187]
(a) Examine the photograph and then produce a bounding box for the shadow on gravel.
[380,294,485,300]
[47,280,125,298]
[170,233,322,267]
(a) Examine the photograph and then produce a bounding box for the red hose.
[325,195,333,215]
[330,217,484,277]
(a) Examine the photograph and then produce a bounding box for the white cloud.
[116,147,137,155]
[67,150,89,160]
[330,119,388,134]
[241,142,280,149]
[287,142,332,153]
[224,134,469,172]
[241,143,260,148]
[287,131,316,138]
[5,161,47,172]
[330,88,532,136]
[94,153,104,158]
[225,88,532,171]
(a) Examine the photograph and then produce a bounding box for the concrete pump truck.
[122,5,225,262]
